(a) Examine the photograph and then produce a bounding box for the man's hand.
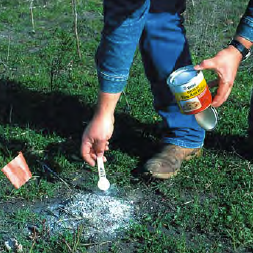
[81,113,114,166]
[80,91,121,166]
[195,45,242,107]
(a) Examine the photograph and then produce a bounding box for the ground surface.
[0,0,253,252]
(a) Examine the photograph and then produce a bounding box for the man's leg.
[248,90,253,131]
[139,0,205,179]
[247,90,253,148]
[96,0,149,93]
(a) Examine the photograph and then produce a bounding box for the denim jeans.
[95,0,205,148]
[236,0,253,42]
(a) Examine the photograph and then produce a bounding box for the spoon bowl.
[97,177,110,191]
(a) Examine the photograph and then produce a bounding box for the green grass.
[0,0,253,252]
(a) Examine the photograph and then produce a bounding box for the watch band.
[229,39,251,61]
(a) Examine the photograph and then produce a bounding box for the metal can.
[167,65,218,131]
[167,65,212,115]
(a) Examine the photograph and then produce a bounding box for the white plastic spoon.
[97,156,110,191]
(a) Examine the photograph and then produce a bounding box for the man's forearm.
[94,91,121,118]
[235,35,253,49]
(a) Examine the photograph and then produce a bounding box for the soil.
[0,168,172,253]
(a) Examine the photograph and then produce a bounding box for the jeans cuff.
[98,71,127,93]
[163,137,204,149]
[236,18,253,42]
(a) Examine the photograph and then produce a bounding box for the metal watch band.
[229,39,251,61]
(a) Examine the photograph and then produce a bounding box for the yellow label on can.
[175,79,207,101]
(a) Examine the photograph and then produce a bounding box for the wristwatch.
[229,39,251,61]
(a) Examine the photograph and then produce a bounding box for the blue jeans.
[95,0,205,148]
[236,0,253,42]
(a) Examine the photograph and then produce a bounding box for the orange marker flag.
[1,152,32,189]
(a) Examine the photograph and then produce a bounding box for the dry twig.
[71,0,82,59]
[29,0,35,33]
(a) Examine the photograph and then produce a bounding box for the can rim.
[167,65,196,86]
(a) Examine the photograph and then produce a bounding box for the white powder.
[44,191,136,240]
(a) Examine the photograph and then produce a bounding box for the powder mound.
[45,192,135,240]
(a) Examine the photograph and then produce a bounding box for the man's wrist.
[228,39,251,61]
[234,36,253,49]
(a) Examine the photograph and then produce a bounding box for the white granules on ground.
[44,191,136,240]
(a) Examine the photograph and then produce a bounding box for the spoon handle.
[97,156,106,178]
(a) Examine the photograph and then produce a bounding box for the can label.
[168,67,212,115]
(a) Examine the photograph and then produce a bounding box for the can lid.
[167,65,197,87]
[194,106,218,131]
